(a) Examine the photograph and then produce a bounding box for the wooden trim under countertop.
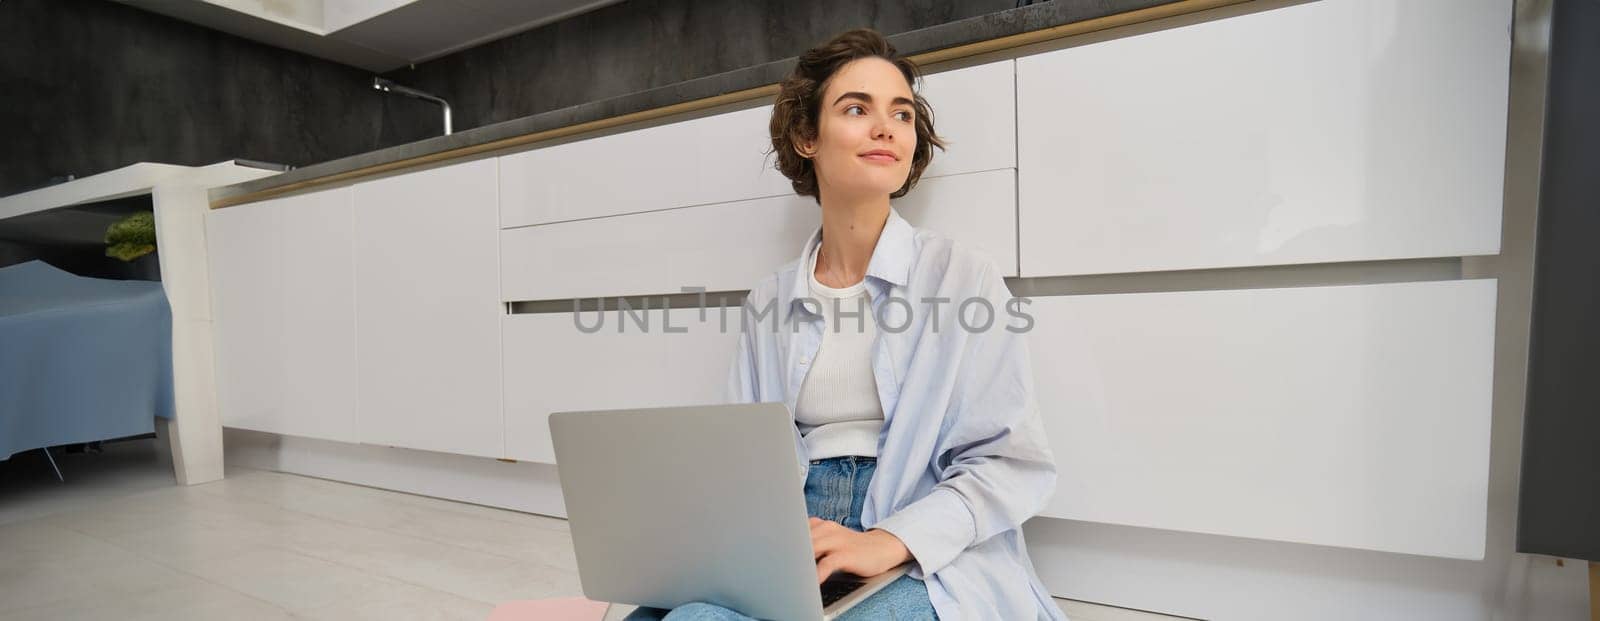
[210,0,1247,210]
[1590,561,1598,621]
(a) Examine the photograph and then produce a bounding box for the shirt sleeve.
[724,287,810,484]
[872,261,1059,576]
[725,295,760,406]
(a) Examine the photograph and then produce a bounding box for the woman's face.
[803,57,918,202]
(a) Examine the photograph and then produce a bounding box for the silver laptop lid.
[550,402,825,621]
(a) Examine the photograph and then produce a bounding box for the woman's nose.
[872,117,893,141]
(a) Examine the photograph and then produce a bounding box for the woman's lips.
[860,153,897,163]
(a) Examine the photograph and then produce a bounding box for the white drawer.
[1016,0,1510,277]
[498,105,789,229]
[497,60,1016,229]
[499,168,1017,302]
[918,59,1016,177]
[1028,279,1497,559]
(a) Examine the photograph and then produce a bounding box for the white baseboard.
[222,428,568,518]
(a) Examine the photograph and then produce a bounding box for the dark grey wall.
[0,0,438,196]
[1,0,1034,197]
[1515,0,1600,562]
[2,0,1027,197]
[382,0,1018,133]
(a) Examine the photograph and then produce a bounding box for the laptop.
[549,402,912,621]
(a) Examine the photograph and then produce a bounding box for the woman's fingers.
[819,548,879,583]
[811,518,881,580]
[816,551,839,583]
[811,530,843,560]
[810,517,842,558]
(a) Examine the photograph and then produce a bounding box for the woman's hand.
[809,516,913,583]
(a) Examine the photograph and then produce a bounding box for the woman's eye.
[843,105,911,122]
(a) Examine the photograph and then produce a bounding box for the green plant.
[105,211,156,261]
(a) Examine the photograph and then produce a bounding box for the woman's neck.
[815,195,890,289]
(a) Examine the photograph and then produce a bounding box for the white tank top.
[793,241,885,460]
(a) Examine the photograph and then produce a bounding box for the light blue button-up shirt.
[725,208,1068,621]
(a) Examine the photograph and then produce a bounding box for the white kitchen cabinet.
[501,192,816,302]
[1028,278,1497,559]
[896,168,1017,275]
[208,187,358,442]
[353,159,504,458]
[916,59,1016,178]
[502,308,742,464]
[1016,0,1511,277]
[498,60,1017,229]
[498,105,786,229]
[500,168,1017,302]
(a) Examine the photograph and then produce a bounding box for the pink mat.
[487,597,610,621]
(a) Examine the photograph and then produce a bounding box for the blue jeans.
[623,455,937,620]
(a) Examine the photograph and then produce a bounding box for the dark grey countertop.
[211,0,1182,203]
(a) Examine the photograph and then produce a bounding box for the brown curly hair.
[769,28,947,204]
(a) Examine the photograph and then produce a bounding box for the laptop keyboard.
[819,573,868,607]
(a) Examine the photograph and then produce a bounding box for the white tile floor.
[0,440,1186,620]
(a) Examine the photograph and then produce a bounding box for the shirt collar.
[786,207,915,319]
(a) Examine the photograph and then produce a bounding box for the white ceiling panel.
[323,0,416,32]
[119,0,620,72]
[328,0,509,64]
